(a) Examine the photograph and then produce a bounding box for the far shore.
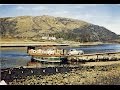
[1,39,119,47]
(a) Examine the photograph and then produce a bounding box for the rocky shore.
[7,63,120,85]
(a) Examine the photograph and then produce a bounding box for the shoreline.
[0,41,119,47]
[2,61,120,85]
[1,38,120,46]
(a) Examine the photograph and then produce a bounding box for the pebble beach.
[7,62,120,85]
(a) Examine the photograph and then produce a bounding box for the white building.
[41,36,56,40]
[41,36,48,40]
[48,37,56,40]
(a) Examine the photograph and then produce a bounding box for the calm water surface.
[0,44,120,69]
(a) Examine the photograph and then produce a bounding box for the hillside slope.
[0,15,119,42]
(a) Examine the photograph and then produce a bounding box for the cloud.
[73,4,105,8]
[16,6,24,10]
[116,4,120,6]
[0,4,120,34]
[51,11,70,16]
[16,5,48,11]
[103,23,120,34]
[31,6,47,10]
[0,4,4,5]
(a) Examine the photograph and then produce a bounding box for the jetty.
[29,50,120,62]
[27,45,120,62]
[67,52,120,62]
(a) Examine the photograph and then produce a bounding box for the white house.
[48,37,56,40]
[41,36,56,41]
[41,36,48,40]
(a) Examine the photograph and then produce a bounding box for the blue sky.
[0,4,120,34]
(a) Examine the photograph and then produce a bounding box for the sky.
[0,4,120,35]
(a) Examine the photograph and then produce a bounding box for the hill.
[0,15,119,42]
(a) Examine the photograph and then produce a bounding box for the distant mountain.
[0,15,119,42]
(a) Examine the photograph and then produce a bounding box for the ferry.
[28,46,67,63]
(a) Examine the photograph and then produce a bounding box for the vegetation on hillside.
[0,15,119,42]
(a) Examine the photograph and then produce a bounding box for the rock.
[0,80,7,85]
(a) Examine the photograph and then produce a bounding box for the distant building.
[41,36,48,40]
[58,38,63,41]
[41,36,56,40]
[48,37,56,40]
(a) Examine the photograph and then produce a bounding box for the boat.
[28,47,67,56]
[28,46,67,63]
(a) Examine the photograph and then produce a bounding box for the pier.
[67,52,120,62]
[29,51,120,62]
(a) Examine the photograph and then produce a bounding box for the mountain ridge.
[0,15,119,42]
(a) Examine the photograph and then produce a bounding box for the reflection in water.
[0,44,120,69]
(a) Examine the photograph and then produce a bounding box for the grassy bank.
[8,63,120,85]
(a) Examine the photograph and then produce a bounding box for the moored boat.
[28,46,67,63]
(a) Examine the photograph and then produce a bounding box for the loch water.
[0,44,120,69]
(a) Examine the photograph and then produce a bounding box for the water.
[0,47,32,69]
[0,44,120,69]
[69,44,120,54]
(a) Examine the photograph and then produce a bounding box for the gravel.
[8,63,120,85]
